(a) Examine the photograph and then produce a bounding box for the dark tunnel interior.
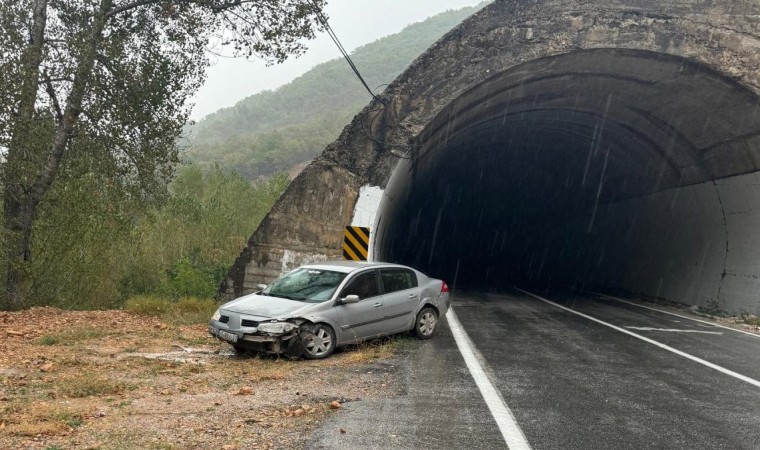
[374,49,760,305]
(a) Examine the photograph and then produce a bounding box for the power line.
[308,0,384,105]
[308,2,416,157]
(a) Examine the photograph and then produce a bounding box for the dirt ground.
[0,308,409,450]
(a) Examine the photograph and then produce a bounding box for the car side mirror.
[256,284,267,292]
[340,295,360,304]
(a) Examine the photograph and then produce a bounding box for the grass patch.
[37,335,59,345]
[2,403,85,437]
[247,358,293,382]
[57,375,132,398]
[206,357,295,387]
[55,411,84,428]
[339,335,415,364]
[741,314,760,326]
[124,295,218,326]
[35,327,112,346]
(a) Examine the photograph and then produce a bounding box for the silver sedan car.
[209,261,451,359]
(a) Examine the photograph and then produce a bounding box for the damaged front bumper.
[208,321,304,356]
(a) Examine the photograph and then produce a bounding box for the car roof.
[301,261,412,274]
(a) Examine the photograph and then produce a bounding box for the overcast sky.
[190,0,486,121]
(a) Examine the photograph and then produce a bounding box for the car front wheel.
[301,324,336,359]
[414,307,438,339]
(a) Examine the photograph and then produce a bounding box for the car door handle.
[373,302,383,308]
[408,294,418,299]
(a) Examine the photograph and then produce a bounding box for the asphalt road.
[310,289,760,449]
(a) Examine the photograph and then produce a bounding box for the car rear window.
[380,269,418,293]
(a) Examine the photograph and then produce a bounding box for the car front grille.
[241,319,259,328]
[219,315,230,324]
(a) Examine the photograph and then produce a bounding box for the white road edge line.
[623,327,723,335]
[588,291,760,339]
[515,288,760,389]
[446,308,532,450]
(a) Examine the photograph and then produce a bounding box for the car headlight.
[256,321,297,334]
[211,309,221,322]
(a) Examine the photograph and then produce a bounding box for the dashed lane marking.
[516,288,760,389]
[446,308,532,450]
[589,291,760,339]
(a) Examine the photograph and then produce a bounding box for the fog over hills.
[184,5,484,180]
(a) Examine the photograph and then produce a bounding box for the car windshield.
[262,268,347,303]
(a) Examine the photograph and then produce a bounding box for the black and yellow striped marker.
[343,226,370,261]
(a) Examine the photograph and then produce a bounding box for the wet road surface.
[310,289,760,449]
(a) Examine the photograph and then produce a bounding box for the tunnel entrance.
[375,49,760,309]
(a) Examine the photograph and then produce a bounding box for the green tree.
[0,0,326,309]
[118,165,288,302]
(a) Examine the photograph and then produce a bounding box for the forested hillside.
[0,4,483,310]
[186,4,485,179]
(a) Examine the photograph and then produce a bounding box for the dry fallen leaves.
[235,386,254,396]
[0,306,402,449]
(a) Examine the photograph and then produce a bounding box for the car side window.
[340,271,380,300]
[380,269,418,294]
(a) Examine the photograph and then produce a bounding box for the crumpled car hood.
[220,293,309,319]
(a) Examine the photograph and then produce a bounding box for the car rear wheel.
[414,307,438,339]
[301,324,336,360]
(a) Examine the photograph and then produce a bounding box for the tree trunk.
[2,191,36,310]
[2,0,111,310]
[1,0,48,310]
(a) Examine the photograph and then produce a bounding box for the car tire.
[413,307,438,339]
[301,323,336,360]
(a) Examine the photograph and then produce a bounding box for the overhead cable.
[308,0,384,105]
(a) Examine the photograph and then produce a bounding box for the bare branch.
[106,0,162,17]
[106,0,258,17]
[42,70,63,123]
[94,53,116,75]
[209,1,250,12]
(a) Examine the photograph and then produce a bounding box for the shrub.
[118,264,162,299]
[161,256,218,299]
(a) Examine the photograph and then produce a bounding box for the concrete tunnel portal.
[224,1,760,314]
[373,49,760,312]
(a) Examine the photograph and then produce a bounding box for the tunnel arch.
[224,1,760,313]
[374,48,760,312]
